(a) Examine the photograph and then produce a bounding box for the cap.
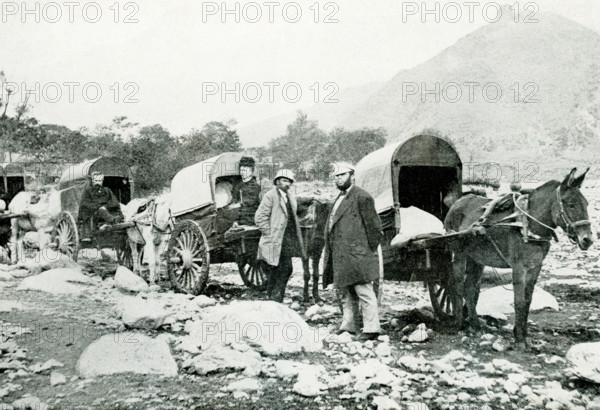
[239,156,256,167]
[331,161,355,176]
[273,169,295,183]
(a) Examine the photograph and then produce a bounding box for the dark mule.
[296,197,332,303]
[444,168,593,349]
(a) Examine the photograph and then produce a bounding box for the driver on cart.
[78,171,124,242]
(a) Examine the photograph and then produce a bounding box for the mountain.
[238,82,385,147]
[343,11,600,153]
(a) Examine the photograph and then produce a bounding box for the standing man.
[323,162,383,341]
[78,172,124,241]
[231,156,261,226]
[255,169,306,302]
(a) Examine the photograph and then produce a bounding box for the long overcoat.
[323,185,383,289]
[255,187,306,266]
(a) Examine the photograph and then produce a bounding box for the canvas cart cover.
[170,152,246,217]
[355,135,462,214]
[58,157,132,190]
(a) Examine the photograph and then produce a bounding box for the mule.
[296,197,332,303]
[123,193,172,285]
[444,168,593,349]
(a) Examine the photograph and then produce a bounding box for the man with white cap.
[255,169,306,302]
[323,161,383,341]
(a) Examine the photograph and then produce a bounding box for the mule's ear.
[561,168,578,189]
[571,167,589,189]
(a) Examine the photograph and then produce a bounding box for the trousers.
[339,283,381,334]
[266,243,294,302]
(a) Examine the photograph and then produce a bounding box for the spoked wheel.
[53,212,79,261]
[428,269,464,322]
[237,253,267,291]
[116,236,133,270]
[167,220,209,295]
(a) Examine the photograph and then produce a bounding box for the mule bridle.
[553,186,591,243]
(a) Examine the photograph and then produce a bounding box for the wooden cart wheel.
[167,220,209,295]
[237,253,267,291]
[53,212,79,261]
[428,272,462,321]
[116,237,133,270]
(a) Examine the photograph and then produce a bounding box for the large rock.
[477,285,559,316]
[16,268,93,294]
[117,296,170,330]
[17,250,80,274]
[23,232,52,250]
[77,333,177,377]
[115,266,149,293]
[191,344,261,375]
[188,301,321,355]
[566,342,600,384]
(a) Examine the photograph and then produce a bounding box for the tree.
[180,119,242,165]
[269,111,327,179]
[130,124,181,194]
[312,127,387,179]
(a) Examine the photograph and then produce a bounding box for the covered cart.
[355,134,465,319]
[51,157,134,265]
[166,152,265,295]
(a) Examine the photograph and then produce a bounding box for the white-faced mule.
[444,168,593,350]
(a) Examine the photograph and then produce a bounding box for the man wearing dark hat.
[255,169,306,302]
[323,162,383,341]
[231,156,261,226]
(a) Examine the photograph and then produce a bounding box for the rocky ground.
[1,182,600,410]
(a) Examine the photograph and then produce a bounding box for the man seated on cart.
[229,156,261,226]
[78,171,124,242]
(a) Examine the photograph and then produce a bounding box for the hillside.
[344,11,600,155]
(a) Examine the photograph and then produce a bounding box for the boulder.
[17,268,92,295]
[566,342,600,384]
[77,333,177,377]
[188,301,321,355]
[117,296,170,330]
[0,301,24,313]
[293,365,325,397]
[192,345,261,375]
[408,323,429,342]
[477,285,559,316]
[115,266,149,293]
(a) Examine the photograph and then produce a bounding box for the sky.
[1,0,599,139]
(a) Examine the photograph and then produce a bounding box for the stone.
[188,301,321,355]
[293,366,325,397]
[372,396,401,409]
[9,270,31,279]
[77,333,177,377]
[192,345,261,375]
[193,295,216,308]
[17,267,92,294]
[0,270,13,281]
[274,360,304,379]
[305,304,321,318]
[566,342,600,384]
[225,378,260,392]
[375,343,392,357]
[477,285,559,316]
[50,371,66,386]
[408,324,429,343]
[117,295,170,330]
[30,359,64,373]
[11,397,48,410]
[115,266,149,293]
[492,339,507,352]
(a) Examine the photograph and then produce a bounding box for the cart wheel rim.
[238,254,267,291]
[54,213,79,261]
[167,221,209,295]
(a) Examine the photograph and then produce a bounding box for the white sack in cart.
[390,206,445,247]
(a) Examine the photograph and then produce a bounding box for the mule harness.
[478,186,590,265]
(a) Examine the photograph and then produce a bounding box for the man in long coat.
[255,169,306,302]
[323,162,383,341]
